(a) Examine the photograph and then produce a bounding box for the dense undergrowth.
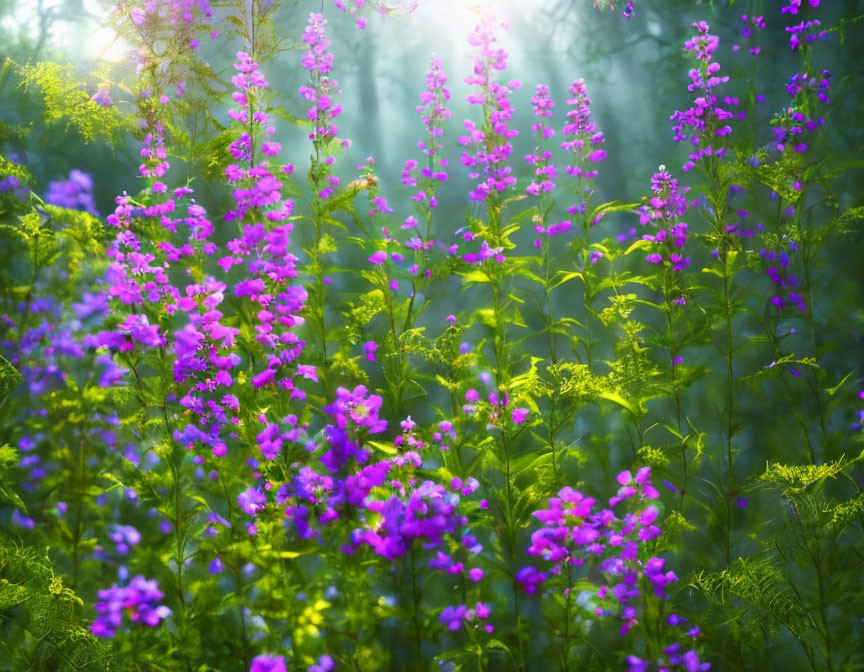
[1,1,863,670]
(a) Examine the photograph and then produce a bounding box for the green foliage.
[761,458,849,493]
[0,539,123,672]
[14,62,131,145]
[0,354,21,405]
[690,556,813,640]
[0,443,25,511]
[1,1,863,671]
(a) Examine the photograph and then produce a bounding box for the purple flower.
[636,166,691,271]
[324,385,387,434]
[209,557,224,575]
[515,566,547,594]
[440,604,468,631]
[416,54,451,159]
[524,84,557,201]
[108,524,141,555]
[786,17,827,51]
[627,656,649,672]
[250,655,287,672]
[670,22,733,170]
[363,340,378,361]
[459,15,519,203]
[368,250,387,265]
[300,13,345,146]
[560,78,606,216]
[11,509,35,528]
[91,576,171,637]
[781,0,820,14]
[45,170,99,215]
[307,655,334,672]
[237,488,267,516]
[772,71,830,154]
[91,88,112,106]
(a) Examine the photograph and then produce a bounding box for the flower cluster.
[770,70,831,154]
[45,169,99,215]
[91,575,171,637]
[397,54,452,276]
[242,385,389,539]
[521,469,665,606]
[2,297,80,398]
[522,468,709,667]
[356,477,462,560]
[300,13,345,149]
[249,653,334,672]
[415,55,452,162]
[627,615,711,672]
[781,0,820,14]
[525,84,556,197]
[461,383,531,428]
[168,275,245,458]
[732,14,766,56]
[96,111,221,374]
[109,524,141,555]
[1,282,119,515]
[786,17,828,51]
[560,78,606,219]
[325,385,388,436]
[760,237,806,312]
[401,55,451,216]
[459,15,520,203]
[670,22,733,171]
[219,47,311,462]
[636,166,691,270]
[277,463,338,539]
[439,602,493,633]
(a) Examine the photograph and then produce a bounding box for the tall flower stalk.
[672,21,740,564]
[458,16,529,668]
[299,11,347,402]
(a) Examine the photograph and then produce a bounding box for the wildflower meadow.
[1,0,863,670]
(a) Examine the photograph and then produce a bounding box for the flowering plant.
[0,1,862,671]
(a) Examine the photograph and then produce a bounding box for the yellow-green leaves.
[16,61,131,145]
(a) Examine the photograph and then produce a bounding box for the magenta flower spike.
[458,14,520,203]
[670,22,733,171]
[561,77,607,220]
[636,165,691,270]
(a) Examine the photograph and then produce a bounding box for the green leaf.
[622,239,653,257]
[598,389,642,416]
[0,354,22,402]
[461,269,491,284]
[549,270,584,292]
